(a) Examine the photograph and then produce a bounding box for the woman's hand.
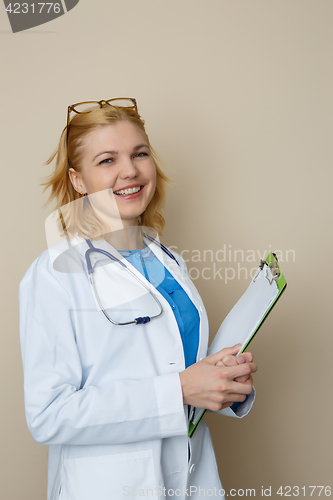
[217,350,254,383]
[215,349,255,408]
[179,344,257,411]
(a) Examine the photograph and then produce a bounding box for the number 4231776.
[276,486,331,497]
[6,3,61,14]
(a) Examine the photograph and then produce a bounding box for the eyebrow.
[93,143,150,162]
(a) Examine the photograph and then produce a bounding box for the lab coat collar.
[83,233,197,305]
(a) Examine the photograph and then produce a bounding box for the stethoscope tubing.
[142,233,180,266]
[84,235,178,325]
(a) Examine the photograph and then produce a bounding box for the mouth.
[113,185,144,198]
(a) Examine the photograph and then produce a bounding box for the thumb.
[207,344,242,365]
[221,354,238,367]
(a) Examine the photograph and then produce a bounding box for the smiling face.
[69,120,157,227]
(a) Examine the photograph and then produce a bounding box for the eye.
[134,152,149,158]
[99,158,114,165]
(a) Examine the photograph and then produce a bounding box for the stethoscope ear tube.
[143,233,179,266]
[85,241,126,275]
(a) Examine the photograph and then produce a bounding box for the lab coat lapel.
[145,238,209,364]
[145,239,195,301]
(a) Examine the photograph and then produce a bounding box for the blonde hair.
[42,104,171,239]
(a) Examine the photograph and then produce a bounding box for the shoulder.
[19,250,60,303]
[19,246,77,313]
[19,240,81,296]
[20,235,88,286]
[20,249,53,286]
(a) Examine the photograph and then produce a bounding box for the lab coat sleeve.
[215,388,256,418]
[19,255,188,446]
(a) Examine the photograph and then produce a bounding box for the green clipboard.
[188,252,287,438]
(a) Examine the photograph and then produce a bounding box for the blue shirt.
[118,246,200,369]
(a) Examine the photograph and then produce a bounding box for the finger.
[235,374,253,384]
[228,379,254,395]
[237,351,254,364]
[219,352,254,367]
[237,377,254,392]
[217,355,253,382]
[237,354,248,364]
[220,354,238,367]
[223,392,249,403]
[234,373,249,383]
[217,361,257,381]
[216,390,250,407]
[221,402,233,409]
[208,344,242,365]
[229,362,257,379]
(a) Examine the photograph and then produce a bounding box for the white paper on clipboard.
[188,253,287,438]
[208,263,279,356]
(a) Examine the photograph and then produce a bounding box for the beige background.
[1,1,332,498]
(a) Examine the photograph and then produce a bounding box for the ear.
[68,168,87,195]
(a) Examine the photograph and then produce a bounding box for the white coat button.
[189,464,195,473]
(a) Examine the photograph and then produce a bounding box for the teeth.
[115,186,141,196]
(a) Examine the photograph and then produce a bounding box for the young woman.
[19,98,257,500]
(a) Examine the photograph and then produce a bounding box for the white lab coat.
[19,236,254,500]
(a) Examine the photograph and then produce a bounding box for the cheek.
[148,173,157,202]
[152,173,157,191]
[149,164,157,190]
[83,169,119,192]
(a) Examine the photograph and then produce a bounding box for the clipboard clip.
[252,259,267,282]
[253,254,280,285]
[266,261,280,284]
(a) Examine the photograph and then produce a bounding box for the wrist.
[179,371,189,405]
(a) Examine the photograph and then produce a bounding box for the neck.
[104,225,144,251]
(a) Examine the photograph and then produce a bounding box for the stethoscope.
[85,234,179,326]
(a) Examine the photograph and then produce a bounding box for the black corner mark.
[64,0,79,12]
[3,1,80,33]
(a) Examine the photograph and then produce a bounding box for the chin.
[119,211,143,222]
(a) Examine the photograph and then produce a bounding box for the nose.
[119,157,139,179]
